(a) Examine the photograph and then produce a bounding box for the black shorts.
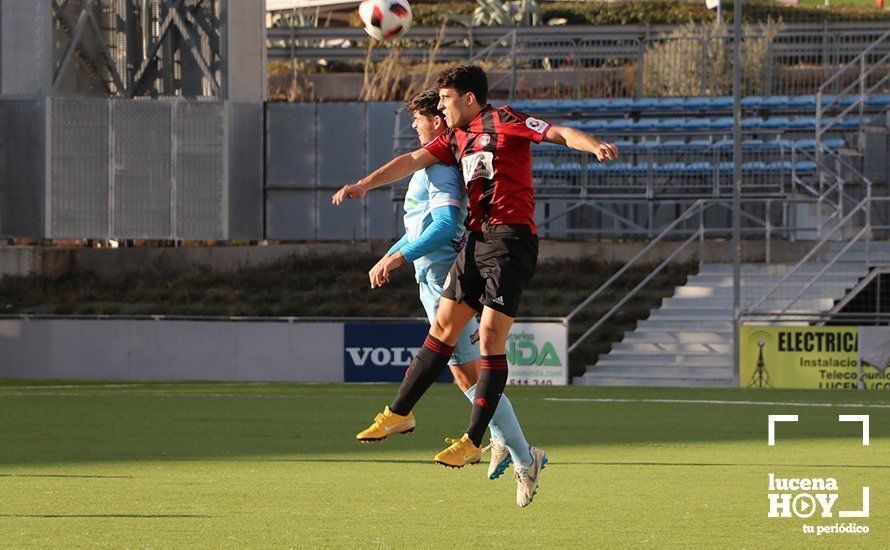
[441,224,539,318]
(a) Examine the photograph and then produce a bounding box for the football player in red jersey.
[334,65,617,504]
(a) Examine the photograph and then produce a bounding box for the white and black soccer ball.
[358,0,412,41]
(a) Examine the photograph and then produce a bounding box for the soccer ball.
[358,0,412,41]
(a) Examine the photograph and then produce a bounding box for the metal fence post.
[701,35,707,96]
[509,30,517,101]
[636,38,645,100]
[765,40,773,96]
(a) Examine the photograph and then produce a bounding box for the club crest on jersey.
[450,231,468,253]
[525,117,547,134]
[477,134,491,148]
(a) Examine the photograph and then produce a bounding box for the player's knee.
[430,316,458,342]
[478,324,506,353]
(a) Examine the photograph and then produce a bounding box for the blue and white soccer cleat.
[484,436,513,480]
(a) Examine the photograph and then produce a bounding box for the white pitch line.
[543,397,890,409]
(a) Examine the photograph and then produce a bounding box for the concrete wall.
[0,318,343,382]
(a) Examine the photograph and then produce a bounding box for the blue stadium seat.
[708,97,734,109]
[787,116,815,129]
[767,139,793,150]
[837,116,870,128]
[635,98,659,110]
[683,97,712,110]
[655,118,686,130]
[603,98,635,111]
[741,117,768,129]
[742,161,767,172]
[767,160,793,172]
[868,94,890,108]
[762,96,791,109]
[660,139,687,150]
[579,120,609,131]
[681,118,709,130]
[787,95,816,109]
[741,97,764,108]
[688,139,713,149]
[606,162,633,173]
[532,162,556,174]
[655,98,685,109]
[762,117,791,129]
[655,162,685,174]
[795,161,817,173]
[554,162,582,174]
[606,119,635,130]
[633,119,660,131]
[709,117,734,130]
[683,162,713,174]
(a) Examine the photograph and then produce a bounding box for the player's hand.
[372,253,405,289]
[332,181,367,205]
[592,141,619,162]
[368,254,390,289]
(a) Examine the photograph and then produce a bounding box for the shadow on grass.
[0,384,887,467]
[0,514,213,519]
[0,474,132,479]
[145,457,890,470]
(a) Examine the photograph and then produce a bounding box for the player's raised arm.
[544,125,619,162]
[332,148,438,205]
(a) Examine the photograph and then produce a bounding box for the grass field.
[1,382,888,548]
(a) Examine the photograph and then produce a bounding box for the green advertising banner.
[740,326,890,390]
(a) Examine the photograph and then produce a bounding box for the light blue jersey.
[402,163,467,283]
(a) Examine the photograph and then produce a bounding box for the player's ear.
[465,92,475,107]
[434,116,444,130]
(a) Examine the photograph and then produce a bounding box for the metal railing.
[816,28,890,139]
[270,23,890,99]
[559,160,888,351]
[743,122,881,319]
[565,199,705,353]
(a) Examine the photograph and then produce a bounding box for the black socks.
[389,335,455,416]
[466,355,508,446]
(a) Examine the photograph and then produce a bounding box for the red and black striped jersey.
[423,105,551,233]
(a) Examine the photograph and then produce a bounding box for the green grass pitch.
[0,382,887,548]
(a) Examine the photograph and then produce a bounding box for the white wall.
[0,319,344,382]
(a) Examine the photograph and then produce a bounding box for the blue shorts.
[418,272,481,367]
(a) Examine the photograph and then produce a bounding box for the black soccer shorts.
[442,223,539,318]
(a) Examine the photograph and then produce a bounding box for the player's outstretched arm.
[332,148,438,205]
[544,125,619,162]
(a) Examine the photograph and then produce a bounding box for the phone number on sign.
[508,378,554,385]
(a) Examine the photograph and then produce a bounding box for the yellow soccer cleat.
[433,434,482,468]
[355,406,416,442]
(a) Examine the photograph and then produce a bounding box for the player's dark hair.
[436,65,488,105]
[404,89,444,119]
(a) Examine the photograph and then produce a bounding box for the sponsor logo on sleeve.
[525,117,547,134]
